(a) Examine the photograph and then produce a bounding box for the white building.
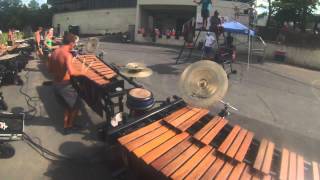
[50,0,251,44]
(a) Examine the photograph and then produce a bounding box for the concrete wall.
[234,36,320,70]
[52,8,136,35]
[265,44,320,70]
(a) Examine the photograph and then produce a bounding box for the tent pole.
[247,33,250,70]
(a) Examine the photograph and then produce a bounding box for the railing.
[251,35,267,62]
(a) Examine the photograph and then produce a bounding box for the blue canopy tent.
[222,21,258,68]
[222,21,255,36]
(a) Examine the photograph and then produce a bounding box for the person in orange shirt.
[50,33,83,134]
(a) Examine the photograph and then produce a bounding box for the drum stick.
[85,61,94,73]
[82,57,86,70]
[72,57,77,63]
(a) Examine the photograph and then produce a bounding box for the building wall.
[138,0,194,6]
[52,0,251,38]
[52,8,137,35]
[210,1,250,25]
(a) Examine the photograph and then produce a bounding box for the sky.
[22,0,46,5]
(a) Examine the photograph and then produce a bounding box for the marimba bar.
[117,105,320,180]
[73,54,117,85]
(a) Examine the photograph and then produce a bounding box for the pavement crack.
[256,93,278,123]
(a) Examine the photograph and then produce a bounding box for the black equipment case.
[0,112,24,140]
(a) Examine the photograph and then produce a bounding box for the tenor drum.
[127,88,155,115]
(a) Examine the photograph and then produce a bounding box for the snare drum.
[127,88,155,115]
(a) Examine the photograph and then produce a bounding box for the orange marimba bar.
[72,54,117,85]
[117,106,320,180]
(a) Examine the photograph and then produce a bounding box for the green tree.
[28,0,40,10]
[0,0,53,32]
[267,0,274,25]
[273,0,319,31]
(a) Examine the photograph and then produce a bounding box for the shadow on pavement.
[31,85,99,140]
[148,63,181,75]
[44,141,113,180]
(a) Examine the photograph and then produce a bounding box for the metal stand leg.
[187,31,202,61]
[176,41,186,64]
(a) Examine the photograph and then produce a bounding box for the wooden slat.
[240,165,252,180]
[215,162,234,180]
[235,131,254,162]
[279,148,289,180]
[226,129,248,158]
[118,120,161,145]
[185,149,217,180]
[201,118,228,145]
[102,73,116,79]
[91,64,105,68]
[252,175,261,180]
[125,126,169,151]
[98,68,113,73]
[296,155,304,180]
[168,108,201,128]
[288,152,297,180]
[133,130,176,158]
[163,107,191,122]
[128,108,194,146]
[151,138,193,170]
[261,141,275,174]
[161,144,199,176]
[228,163,246,180]
[312,161,320,180]
[263,175,272,180]
[170,146,212,179]
[253,139,269,171]
[200,158,225,180]
[218,125,241,153]
[142,132,189,164]
[101,70,115,75]
[194,117,221,140]
[177,109,209,131]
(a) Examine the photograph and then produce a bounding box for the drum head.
[129,88,152,99]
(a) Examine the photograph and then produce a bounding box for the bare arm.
[193,0,201,5]
[35,32,41,46]
[66,54,83,76]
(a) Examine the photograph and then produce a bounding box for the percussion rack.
[71,55,144,131]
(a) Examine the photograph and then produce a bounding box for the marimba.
[113,98,320,180]
[70,54,125,122]
[72,54,117,85]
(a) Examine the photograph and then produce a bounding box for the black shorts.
[54,83,81,110]
[201,9,209,19]
[7,41,13,46]
[204,46,213,55]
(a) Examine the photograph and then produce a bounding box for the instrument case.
[0,112,24,140]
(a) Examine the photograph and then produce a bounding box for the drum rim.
[128,88,153,100]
